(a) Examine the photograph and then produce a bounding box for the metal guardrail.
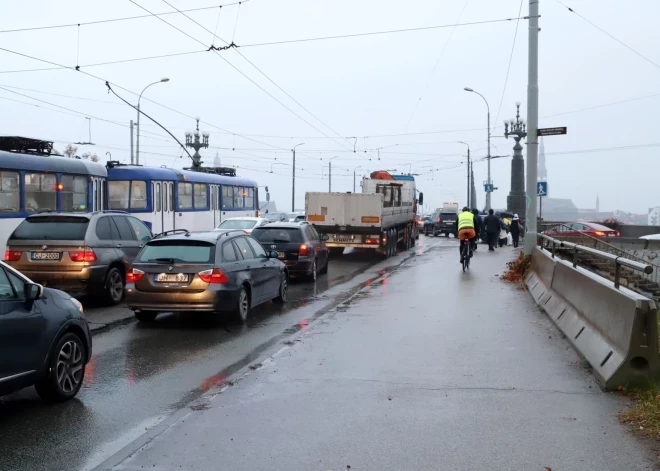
[537,233,653,289]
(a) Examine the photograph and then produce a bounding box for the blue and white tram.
[0,150,107,246]
[106,165,259,233]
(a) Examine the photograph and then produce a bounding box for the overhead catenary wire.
[494,0,524,125]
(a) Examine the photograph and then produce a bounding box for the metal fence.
[537,233,653,290]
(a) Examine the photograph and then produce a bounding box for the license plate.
[155,273,189,283]
[31,252,61,260]
[277,252,286,259]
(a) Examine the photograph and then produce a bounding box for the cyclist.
[455,206,479,263]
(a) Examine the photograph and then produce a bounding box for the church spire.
[538,137,547,182]
[596,194,600,213]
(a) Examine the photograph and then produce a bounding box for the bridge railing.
[537,233,653,290]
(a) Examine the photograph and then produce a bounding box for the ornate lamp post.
[504,102,527,218]
[185,118,209,168]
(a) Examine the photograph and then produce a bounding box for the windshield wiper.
[148,257,175,263]
[272,239,290,243]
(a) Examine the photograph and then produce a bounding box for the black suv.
[423,211,458,237]
[251,222,329,281]
[5,211,153,305]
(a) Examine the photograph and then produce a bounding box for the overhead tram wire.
[553,0,660,72]
[494,0,524,125]
[0,45,293,153]
[0,0,249,34]
[155,0,374,160]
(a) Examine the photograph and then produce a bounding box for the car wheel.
[308,259,318,282]
[320,256,328,274]
[135,311,158,322]
[234,286,250,323]
[35,333,86,403]
[105,267,124,305]
[274,273,288,304]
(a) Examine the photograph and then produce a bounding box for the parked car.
[251,222,329,281]
[285,212,306,222]
[0,260,92,402]
[640,234,660,240]
[215,217,269,234]
[423,211,458,237]
[543,222,620,238]
[5,211,153,305]
[125,229,288,323]
[263,212,288,222]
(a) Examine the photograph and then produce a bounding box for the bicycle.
[461,239,472,272]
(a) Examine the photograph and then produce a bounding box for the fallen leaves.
[544,467,552,471]
[387,396,392,401]
[561,417,577,421]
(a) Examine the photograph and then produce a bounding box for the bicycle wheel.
[462,243,468,272]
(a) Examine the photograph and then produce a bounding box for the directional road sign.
[537,181,548,197]
[537,127,567,136]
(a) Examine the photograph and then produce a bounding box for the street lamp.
[464,86,491,210]
[352,165,363,192]
[458,141,471,207]
[292,143,304,211]
[136,78,169,165]
[327,156,339,191]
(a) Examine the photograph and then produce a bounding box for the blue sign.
[484,183,494,193]
[537,181,548,197]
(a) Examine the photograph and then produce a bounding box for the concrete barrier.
[525,248,660,389]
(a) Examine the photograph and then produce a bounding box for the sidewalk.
[102,244,656,470]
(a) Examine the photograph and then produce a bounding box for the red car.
[544,222,620,238]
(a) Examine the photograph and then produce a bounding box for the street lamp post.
[136,78,169,165]
[458,141,470,207]
[328,156,339,192]
[292,143,304,211]
[353,166,363,192]
[464,87,491,210]
[184,118,210,169]
[504,102,528,220]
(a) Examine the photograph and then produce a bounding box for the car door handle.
[116,244,122,248]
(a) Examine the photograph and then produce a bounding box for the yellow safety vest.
[458,211,474,230]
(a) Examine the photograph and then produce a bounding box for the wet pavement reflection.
[0,246,427,471]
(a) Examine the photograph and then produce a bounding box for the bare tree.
[63,144,78,158]
[51,147,62,156]
[81,152,91,160]
[90,154,99,163]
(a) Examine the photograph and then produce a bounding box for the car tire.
[135,311,158,322]
[35,332,86,403]
[320,256,328,274]
[104,267,124,306]
[233,286,250,323]
[273,273,288,304]
[308,259,318,282]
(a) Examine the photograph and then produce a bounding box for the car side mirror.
[321,234,329,241]
[418,192,424,205]
[269,250,279,259]
[25,283,43,302]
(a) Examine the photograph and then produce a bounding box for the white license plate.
[155,273,189,283]
[277,252,286,259]
[31,252,61,260]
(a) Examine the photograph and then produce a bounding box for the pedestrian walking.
[510,214,521,248]
[484,209,500,251]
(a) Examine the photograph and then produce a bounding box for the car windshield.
[10,217,89,240]
[217,220,255,230]
[251,227,303,243]
[285,213,298,220]
[138,240,214,263]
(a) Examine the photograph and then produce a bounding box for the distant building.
[648,207,660,226]
[540,198,578,221]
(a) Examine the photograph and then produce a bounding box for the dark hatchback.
[125,230,288,323]
[423,211,458,237]
[0,260,92,402]
[251,222,329,281]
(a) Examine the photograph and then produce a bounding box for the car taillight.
[199,268,229,284]
[69,248,97,262]
[4,249,21,261]
[436,217,441,223]
[594,231,606,236]
[299,244,309,257]
[615,231,620,237]
[126,267,144,283]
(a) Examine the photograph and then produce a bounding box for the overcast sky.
[1,0,659,213]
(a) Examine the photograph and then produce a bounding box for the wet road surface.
[0,242,440,471]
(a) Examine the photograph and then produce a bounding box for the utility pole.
[458,141,470,207]
[292,143,304,211]
[525,0,540,255]
[130,120,134,164]
[353,166,362,193]
[328,156,339,192]
[464,87,492,210]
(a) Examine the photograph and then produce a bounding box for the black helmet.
[462,206,470,212]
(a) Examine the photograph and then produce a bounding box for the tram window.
[155,183,161,212]
[194,183,207,209]
[245,188,254,209]
[109,181,129,209]
[178,182,193,209]
[61,175,88,212]
[233,186,244,209]
[0,171,19,212]
[130,181,147,209]
[25,173,56,213]
[222,186,233,209]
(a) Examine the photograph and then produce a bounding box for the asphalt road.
[0,243,435,471]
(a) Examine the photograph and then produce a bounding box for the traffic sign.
[537,181,548,197]
[537,127,567,136]
[484,183,494,193]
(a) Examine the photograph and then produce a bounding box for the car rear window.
[138,240,214,263]
[10,217,89,240]
[218,220,255,230]
[440,213,457,220]
[251,227,303,243]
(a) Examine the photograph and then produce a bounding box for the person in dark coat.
[510,213,521,248]
[484,209,500,251]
